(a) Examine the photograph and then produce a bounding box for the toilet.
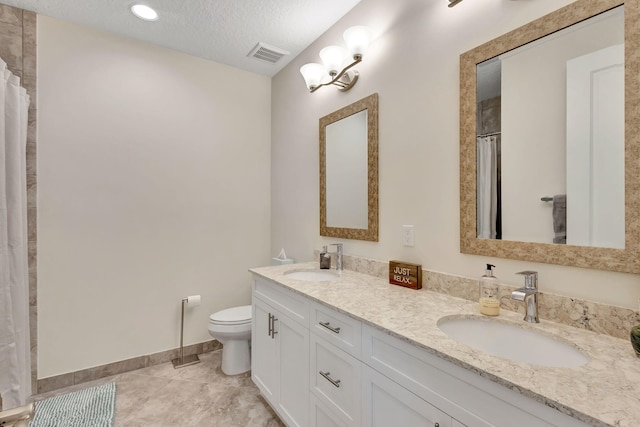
[207,305,252,375]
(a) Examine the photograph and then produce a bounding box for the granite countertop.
[250,262,640,427]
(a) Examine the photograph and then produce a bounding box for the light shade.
[131,4,159,21]
[300,63,326,90]
[319,46,348,76]
[343,26,372,59]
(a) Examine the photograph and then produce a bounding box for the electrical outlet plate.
[402,225,415,247]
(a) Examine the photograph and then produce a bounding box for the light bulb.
[319,46,348,76]
[343,26,372,60]
[300,63,326,90]
[131,4,159,21]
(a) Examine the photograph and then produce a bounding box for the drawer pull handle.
[271,316,278,338]
[319,371,341,388]
[268,313,273,337]
[319,321,341,334]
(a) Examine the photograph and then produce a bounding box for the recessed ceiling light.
[131,4,159,21]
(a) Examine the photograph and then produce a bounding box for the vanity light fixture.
[300,26,372,93]
[448,0,464,7]
[131,4,159,21]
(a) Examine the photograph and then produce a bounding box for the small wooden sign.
[389,261,422,290]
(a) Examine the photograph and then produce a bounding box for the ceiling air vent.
[248,42,290,64]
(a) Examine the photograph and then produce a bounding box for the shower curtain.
[476,135,498,239]
[0,58,31,408]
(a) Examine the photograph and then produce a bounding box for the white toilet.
[207,305,252,375]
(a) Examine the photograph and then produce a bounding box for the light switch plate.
[402,225,415,247]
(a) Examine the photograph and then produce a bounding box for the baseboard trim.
[36,339,221,394]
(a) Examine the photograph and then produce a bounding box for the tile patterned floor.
[31,351,285,426]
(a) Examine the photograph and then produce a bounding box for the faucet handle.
[516,271,538,289]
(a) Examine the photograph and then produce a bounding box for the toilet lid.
[210,305,252,325]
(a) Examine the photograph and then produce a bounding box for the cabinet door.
[309,394,348,427]
[252,297,278,403]
[362,365,452,427]
[276,312,310,427]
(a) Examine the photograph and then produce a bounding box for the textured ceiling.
[1,0,362,76]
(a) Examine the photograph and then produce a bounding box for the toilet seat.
[209,305,252,325]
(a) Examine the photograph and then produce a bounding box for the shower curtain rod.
[477,131,502,138]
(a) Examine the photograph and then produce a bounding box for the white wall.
[38,16,271,377]
[271,0,640,309]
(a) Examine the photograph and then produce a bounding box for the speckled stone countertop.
[250,263,640,427]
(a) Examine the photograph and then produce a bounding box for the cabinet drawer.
[311,301,362,358]
[310,334,361,426]
[254,277,309,327]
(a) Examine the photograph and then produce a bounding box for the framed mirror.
[460,0,640,273]
[320,93,378,241]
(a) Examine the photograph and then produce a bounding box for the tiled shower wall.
[0,4,37,393]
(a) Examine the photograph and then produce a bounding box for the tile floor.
[31,351,285,426]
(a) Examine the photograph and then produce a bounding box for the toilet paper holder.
[172,295,201,369]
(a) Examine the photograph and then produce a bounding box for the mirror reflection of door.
[566,44,624,248]
[475,6,624,248]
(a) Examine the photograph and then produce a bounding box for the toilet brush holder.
[172,295,201,369]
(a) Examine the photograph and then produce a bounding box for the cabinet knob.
[434,424,439,427]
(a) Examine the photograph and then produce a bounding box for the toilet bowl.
[208,305,252,375]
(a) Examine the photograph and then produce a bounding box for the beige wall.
[271,0,640,309]
[38,16,271,377]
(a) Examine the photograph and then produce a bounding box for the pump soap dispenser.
[479,264,500,316]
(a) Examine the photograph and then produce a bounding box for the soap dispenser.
[479,264,500,316]
[320,246,331,269]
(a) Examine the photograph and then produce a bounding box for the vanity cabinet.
[362,325,588,427]
[252,278,310,427]
[251,276,589,427]
[362,364,452,427]
[309,301,364,426]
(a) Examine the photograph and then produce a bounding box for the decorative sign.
[389,261,422,290]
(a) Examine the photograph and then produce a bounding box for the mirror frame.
[460,0,640,273]
[320,93,379,241]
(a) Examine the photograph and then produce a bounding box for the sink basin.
[437,316,589,368]
[284,269,340,282]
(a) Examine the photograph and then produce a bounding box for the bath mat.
[30,382,116,427]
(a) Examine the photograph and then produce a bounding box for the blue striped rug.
[30,382,116,427]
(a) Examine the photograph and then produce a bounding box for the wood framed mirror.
[320,93,378,241]
[460,0,640,273]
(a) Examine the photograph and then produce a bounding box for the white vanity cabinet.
[309,302,364,426]
[362,365,452,427]
[362,325,589,427]
[252,278,310,427]
[251,275,590,427]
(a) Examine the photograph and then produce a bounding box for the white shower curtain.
[0,58,31,408]
[476,135,498,239]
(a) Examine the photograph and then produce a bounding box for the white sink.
[437,316,589,368]
[284,269,340,282]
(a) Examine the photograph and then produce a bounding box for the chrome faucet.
[329,243,343,272]
[511,271,540,323]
